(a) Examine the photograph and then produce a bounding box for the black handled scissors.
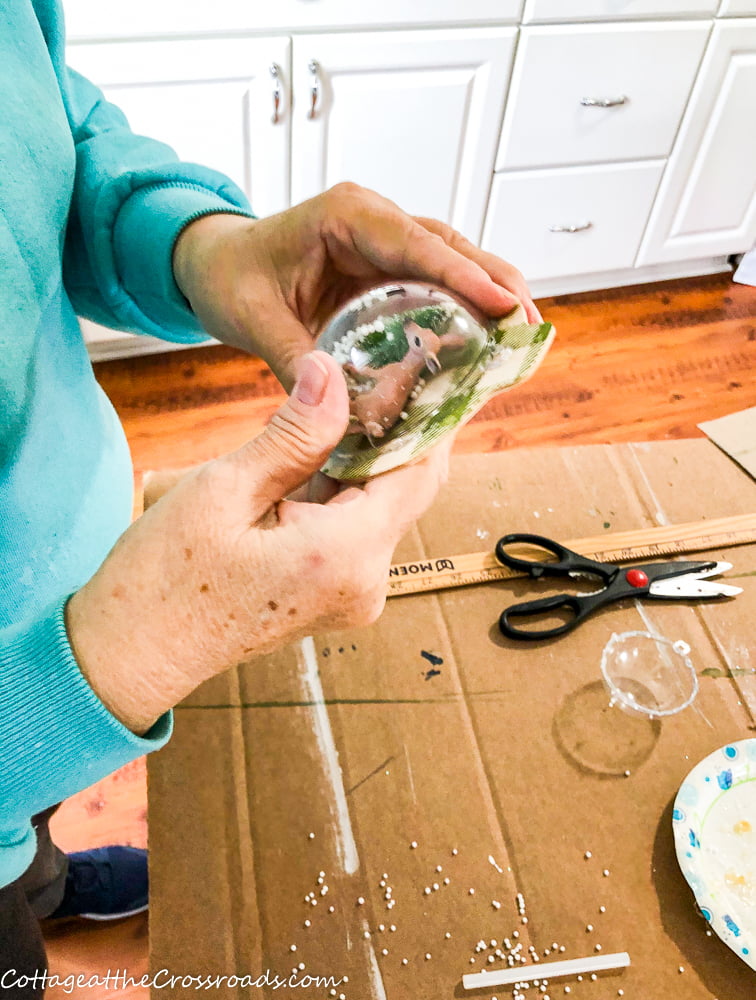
[495,533,742,641]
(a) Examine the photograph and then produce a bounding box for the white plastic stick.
[462,951,631,990]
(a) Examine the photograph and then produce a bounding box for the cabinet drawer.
[482,162,664,281]
[523,0,718,20]
[496,23,710,170]
[718,0,756,13]
[64,0,524,40]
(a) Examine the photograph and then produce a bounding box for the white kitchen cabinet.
[67,36,291,218]
[496,22,710,170]
[524,0,718,21]
[67,35,291,357]
[718,0,756,15]
[64,1,524,40]
[58,0,753,359]
[637,20,756,264]
[483,162,665,280]
[290,29,517,242]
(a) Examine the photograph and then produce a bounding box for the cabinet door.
[483,162,664,282]
[637,20,756,265]
[290,29,517,243]
[496,23,710,170]
[67,36,291,357]
[67,36,291,220]
[524,0,718,19]
[718,0,756,14]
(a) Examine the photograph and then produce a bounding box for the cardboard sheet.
[699,406,756,482]
[148,440,756,998]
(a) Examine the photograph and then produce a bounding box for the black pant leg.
[0,878,48,998]
[0,804,68,997]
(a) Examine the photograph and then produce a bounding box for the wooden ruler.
[387,512,756,597]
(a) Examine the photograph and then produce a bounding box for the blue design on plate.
[700,907,712,922]
[744,948,750,956]
[672,807,685,822]
[717,769,733,790]
[677,782,699,806]
[724,915,741,937]
[688,829,701,849]
[724,745,738,759]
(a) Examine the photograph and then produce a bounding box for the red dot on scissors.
[626,569,649,588]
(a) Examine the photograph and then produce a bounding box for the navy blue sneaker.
[47,846,148,921]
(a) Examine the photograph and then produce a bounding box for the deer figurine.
[344,320,464,439]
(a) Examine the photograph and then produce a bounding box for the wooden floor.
[44,272,756,996]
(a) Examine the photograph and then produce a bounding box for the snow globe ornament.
[316,282,555,480]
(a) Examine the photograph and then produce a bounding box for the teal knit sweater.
[0,0,253,889]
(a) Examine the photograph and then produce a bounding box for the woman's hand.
[66,352,448,736]
[172,182,540,389]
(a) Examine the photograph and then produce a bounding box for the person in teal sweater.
[1,0,538,989]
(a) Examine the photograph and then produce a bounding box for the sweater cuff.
[0,598,172,824]
[113,182,255,343]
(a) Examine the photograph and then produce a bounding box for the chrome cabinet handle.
[548,222,593,233]
[580,95,628,108]
[307,59,320,119]
[270,63,284,124]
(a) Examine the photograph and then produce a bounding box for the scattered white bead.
[469,888,475,895]
[678,966,685,974]
[402,958,408,966]
[328,905,335,913]
[599,905,606,913]
[492,900,502,909]
[304,920,311,928]
[452,848,459,856]
[381,948,388,956]
[443,877,450,885]
[445,932,451,939]
[595,944,602,952]
[290,945,297,952]
[584,851,592,859]
[436,865,443,873]
[390,924,396,932]
[603,869,610,877]
[308,832,315,840]
[425,953,432,961]
[410,841,418,849]
[357,897,365,905]
[586,924,593,932]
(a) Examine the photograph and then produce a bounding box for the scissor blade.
[649,578,742,599]
[693,560,733,578]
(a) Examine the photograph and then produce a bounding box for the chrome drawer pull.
[308,59,321,119]
[270,63,284,124]
[580,96,628,108]
[548,222,593,234]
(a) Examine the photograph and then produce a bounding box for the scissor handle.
[495,533,613,581]
[499,592,603,640]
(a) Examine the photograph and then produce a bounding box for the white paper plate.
[673,739,756,971]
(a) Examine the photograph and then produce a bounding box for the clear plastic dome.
[315,281,554,480]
